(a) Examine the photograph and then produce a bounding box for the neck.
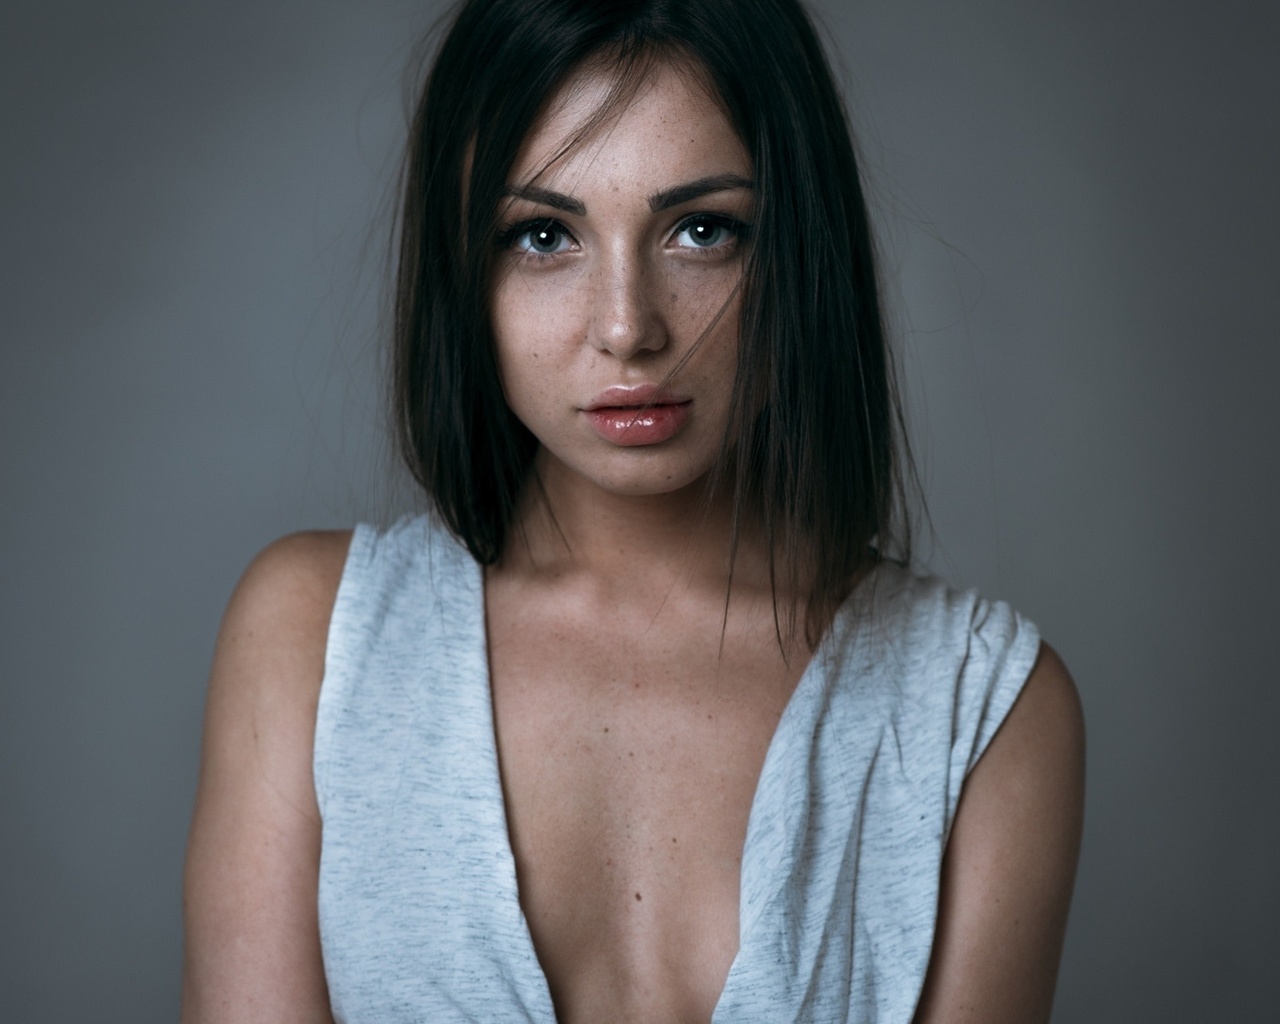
[501,448,767,594]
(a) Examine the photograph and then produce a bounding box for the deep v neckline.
[467,552,837,1022]
[320,520,1019,1024]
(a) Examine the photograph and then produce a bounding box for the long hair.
[393,0,916,643]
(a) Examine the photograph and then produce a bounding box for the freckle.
[603,726,609,733]
[672,837,677,844]
[628,751,634,758]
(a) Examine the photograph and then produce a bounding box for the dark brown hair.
[393,0,916,643]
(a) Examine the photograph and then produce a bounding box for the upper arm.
[181,530,352,1024]
[914,642,1086,1024]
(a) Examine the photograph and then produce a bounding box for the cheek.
[662,262,742,341]
[492,263,592,332]
[665,273,742,379]
[491,289,602,452]
[491,274,580,391]
[492,334,551,420]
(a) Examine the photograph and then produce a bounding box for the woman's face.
[489,60,752,499]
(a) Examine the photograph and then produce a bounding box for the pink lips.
[583,384,692,446]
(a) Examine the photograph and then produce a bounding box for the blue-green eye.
[510,220,573,255]
[673,214,741,249]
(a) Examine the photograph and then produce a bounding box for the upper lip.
[584,384,691,410]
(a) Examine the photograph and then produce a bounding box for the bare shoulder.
[979,642,1085,798]
[224,529,354,644]
[199,529,353,789]
[181,530,352,1024]
[914,643,1085,1024]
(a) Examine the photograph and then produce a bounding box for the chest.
[485,584,806,1023]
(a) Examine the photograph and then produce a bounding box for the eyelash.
[494,213,750,261]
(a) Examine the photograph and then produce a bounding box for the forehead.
[508,60,750,192]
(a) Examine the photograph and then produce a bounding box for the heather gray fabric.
[314,514,1041,1023]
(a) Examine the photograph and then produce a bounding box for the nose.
[588,246,668,360]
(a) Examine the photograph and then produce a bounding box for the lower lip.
[584,402,691,446]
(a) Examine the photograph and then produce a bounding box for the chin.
[602,471,709,498]
[543,444,716,500]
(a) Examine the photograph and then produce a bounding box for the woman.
[182,0,1084,1021]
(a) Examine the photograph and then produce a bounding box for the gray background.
[2,0,1276,1020]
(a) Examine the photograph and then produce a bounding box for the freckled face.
[489,61,753,497]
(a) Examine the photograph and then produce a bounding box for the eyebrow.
[648,174,753,212]
[500,173,754,217]
[501,184,586,216]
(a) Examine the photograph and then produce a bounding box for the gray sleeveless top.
[315,515,1040,1023]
